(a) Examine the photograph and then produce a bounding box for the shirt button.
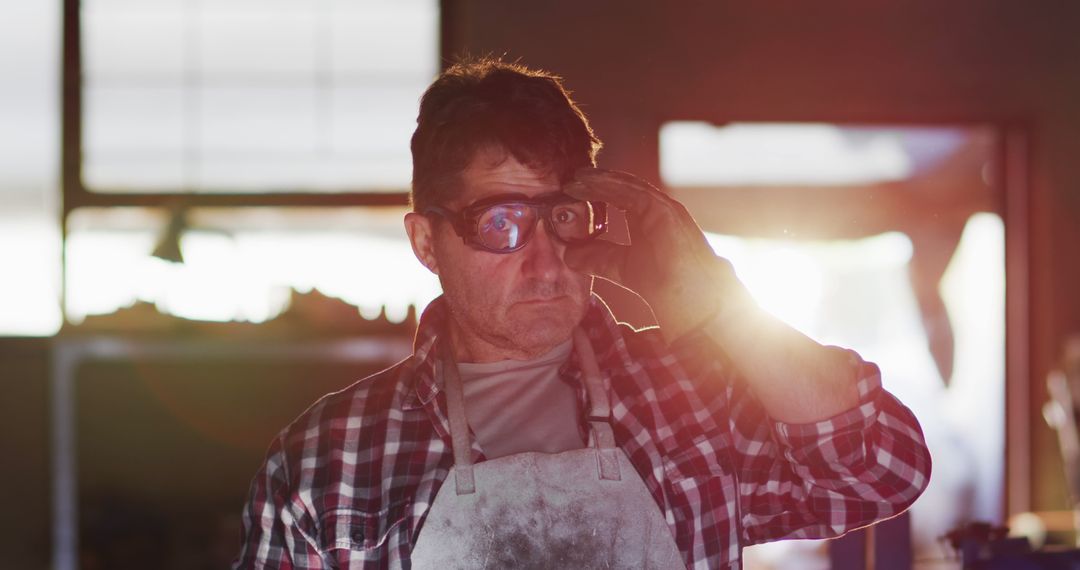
[350,528,364,543]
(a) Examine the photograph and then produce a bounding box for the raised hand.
[563,167,748,342]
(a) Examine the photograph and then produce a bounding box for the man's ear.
[404,212,440,275]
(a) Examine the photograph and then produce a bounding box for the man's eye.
[555,210,577,224]
[486,215,511,231]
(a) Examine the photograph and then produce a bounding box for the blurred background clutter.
[1,1,1079,569]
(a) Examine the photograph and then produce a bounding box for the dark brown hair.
[409,58,602,211]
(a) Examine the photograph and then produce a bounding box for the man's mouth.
[517,295,568,305]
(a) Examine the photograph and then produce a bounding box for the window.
[64,206,440,325]
[64,0,441,325]
[81,0,437,193]
[0,0,62,336]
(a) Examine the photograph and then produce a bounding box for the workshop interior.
[2,1,1079,569]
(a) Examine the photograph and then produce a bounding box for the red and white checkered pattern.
[235,294,931,569]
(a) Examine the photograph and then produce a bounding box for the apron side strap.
[573,329,612,421]
[455,464,476,495]
[575,329,622,482]
[591,420,622,481]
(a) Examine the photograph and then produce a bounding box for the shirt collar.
[401,293,626,411]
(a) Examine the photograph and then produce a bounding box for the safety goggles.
[424,192,608,253]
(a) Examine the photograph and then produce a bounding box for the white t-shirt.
[456,339,586,459]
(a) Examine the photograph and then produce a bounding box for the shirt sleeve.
[669,322,932,545]
[233,435,322,569]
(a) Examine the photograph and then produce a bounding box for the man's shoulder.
[244,355,430,554]
[276,356,414,450]
[610,320,668,361]
[604,318,727,402]
[595,320,681,395]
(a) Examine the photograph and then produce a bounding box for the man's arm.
[737,357,930,542]
[565,168,863,422]
[666,321,930,542]
[701,295,860,423]
[565,168,931,539]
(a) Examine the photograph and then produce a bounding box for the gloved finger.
[563,178,654,219]
[581,169,713,252]
[569,169,693,236]
[574,167,689,210]
[575,167,657,190]
[563,239,629,284]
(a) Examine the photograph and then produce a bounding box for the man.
[235,59,931,569]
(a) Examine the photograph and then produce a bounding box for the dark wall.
[0,339,52,569]
[444,0,1080,512]
[0,337,399,569]
[72,352,393,569]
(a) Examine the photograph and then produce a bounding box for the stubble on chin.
[443,277,591,359]
[506,298,584,347]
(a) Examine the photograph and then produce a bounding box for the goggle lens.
[476,204,537,251]
[550,201,593,241]
[424,194,607,254]
[474,200,598,251]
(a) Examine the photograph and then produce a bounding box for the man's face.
[405,147,592,361]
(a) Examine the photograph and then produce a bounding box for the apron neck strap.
[440,327,622,496]
[439,338,477,495]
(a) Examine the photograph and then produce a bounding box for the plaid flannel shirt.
[235,294,931,569]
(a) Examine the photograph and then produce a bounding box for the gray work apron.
[410,329,685,569]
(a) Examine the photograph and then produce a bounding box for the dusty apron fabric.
[410,329,685,569]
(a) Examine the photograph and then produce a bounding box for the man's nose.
[521,221,565,280]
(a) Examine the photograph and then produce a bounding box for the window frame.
[60,0,454,215]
